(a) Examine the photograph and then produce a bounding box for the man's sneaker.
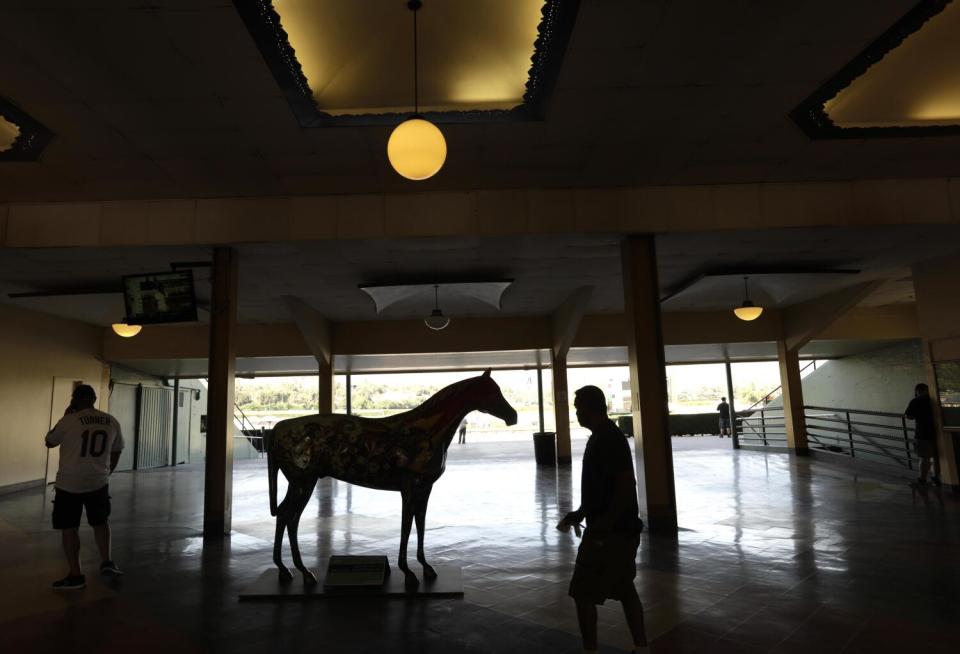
[100,560,124,577]
[52,574,86,590]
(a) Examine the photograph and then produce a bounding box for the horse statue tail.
[267,429,279,517]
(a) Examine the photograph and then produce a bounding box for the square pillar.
[552,352,572,465]
[318,358,334,414]
[622,236,677,534]
[777,340,809,454]
[204,247,238,538]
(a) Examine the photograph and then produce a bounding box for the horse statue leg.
[398,479,419,588]
[273,485,294,584]
[413,484,437,581]
[275,478,318,585]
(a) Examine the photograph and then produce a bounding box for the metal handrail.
[743,360,818,413]
[804,405,915,470]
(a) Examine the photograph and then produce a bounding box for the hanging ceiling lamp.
[424,285,450,330]
[733,276,764,321]
[387,0,447,181]
[111,321,142,338]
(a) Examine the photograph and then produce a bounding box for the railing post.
[846,411,854,458]
[902,415,912,471]
[760,410,767,446]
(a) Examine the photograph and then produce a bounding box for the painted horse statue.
[267,370,518,587]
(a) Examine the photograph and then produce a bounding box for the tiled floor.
[1,437,958,653]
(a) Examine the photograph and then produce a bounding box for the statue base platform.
[238,564,464,602]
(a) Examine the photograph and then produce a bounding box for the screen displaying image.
[935,361,960,429]
[122,270,198,324]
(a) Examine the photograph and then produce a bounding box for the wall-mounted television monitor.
[122,270,198,325]
[934,360,960,430]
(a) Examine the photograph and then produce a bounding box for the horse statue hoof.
[278,567,294,584]
[303,570,318,586]
[403,571,420,589]
[422,563,438,580]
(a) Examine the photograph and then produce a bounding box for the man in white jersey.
[45,384,125,590]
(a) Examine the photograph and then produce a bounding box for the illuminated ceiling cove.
[0,95,52,161]
[0,114,19,153]
[793,0,960,138]
[234,0,580,126]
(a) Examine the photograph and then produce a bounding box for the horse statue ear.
[482,369,491,377]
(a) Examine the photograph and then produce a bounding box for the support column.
[345,373,352,415]
[552,353,571,465]
[537,366,545,434]
[621,236,677,535]
[318,358,334,414]
[725,361,739,449]
[204,247,238,538]
[777,340,809,454]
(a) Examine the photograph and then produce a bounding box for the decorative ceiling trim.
[791,0,958,139]
[359,280,513,314]
[0,95,52,161]
[232,0,580,127]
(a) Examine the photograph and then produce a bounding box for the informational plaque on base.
[324,555,388,588]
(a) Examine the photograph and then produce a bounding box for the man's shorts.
[915,439,937,460]
[52,485,111,530]
[569,530,641,605]
[719,418,731,430]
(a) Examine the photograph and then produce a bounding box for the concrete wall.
[799,340,925,414]
[0,304,107,491]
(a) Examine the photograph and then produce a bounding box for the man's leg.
[62,529,82,576]
[621,586,648,648]
[920,456,932,482]
[93,523,111,563]
[575,599,598,652]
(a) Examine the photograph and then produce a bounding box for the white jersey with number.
[45,408,124,493]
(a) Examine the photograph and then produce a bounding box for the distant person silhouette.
[905,383,939,486]
[557,385,647,653]
[717,397,731,437]
[45,384,125,590]
[458,420,467,444]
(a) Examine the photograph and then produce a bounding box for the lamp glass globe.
[112,322,143,337]
[733,304,764,321]
[388,118,447,180]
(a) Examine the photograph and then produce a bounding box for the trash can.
[533,431,556,466]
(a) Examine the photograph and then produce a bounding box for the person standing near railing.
[905,383,940,487]
[717,397,731,438]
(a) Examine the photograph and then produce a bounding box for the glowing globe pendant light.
[112,322,142,337]
[733,277,764,321]
[388,1,446,181]
[388,118,447,180]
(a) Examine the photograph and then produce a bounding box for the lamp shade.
[733,301,764,322]
[111,322,142,337]
[424,309,450,331]
[388,118,447,180]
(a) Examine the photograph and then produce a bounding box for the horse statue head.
[466,369,518,427]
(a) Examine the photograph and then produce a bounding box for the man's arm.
[45,410,72,448]
[110,451,121,472]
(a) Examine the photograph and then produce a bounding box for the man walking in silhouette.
[558,385,647,653]
[45,384,125,590]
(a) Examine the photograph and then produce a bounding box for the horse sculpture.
[267,370,518,587]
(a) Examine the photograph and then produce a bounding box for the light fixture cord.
[410,0,420,114]
[743,276,750,301]
[434,284,439,310]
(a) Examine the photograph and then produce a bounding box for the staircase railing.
[742,360,818,413]
[804,405,915,470]
[737,404,918,472]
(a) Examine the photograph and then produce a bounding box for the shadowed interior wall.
[0,304,107,491]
